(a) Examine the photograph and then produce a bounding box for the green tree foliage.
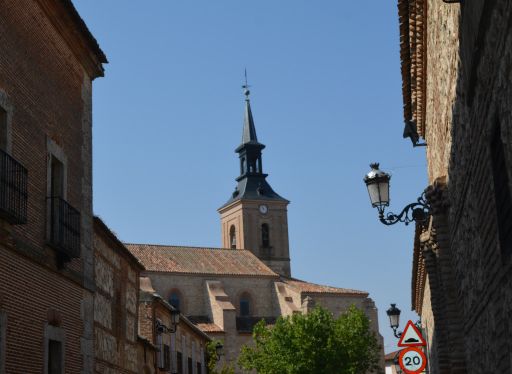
[238,305,381,374]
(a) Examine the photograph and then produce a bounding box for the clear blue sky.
[74,0,427,353]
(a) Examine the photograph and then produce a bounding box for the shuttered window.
[163,344,171,371]
[491,122,512,257]
[177,351,183,374]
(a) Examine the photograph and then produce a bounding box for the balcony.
[236,316,276,333]
[47,197,80,260]
[0,149,28,224]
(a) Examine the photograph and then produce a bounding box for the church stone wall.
[147,273,281,318]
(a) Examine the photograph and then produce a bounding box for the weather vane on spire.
[242,68,251,99]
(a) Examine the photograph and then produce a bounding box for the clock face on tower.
[259,204,268,214]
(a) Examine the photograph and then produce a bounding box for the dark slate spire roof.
[241,96,260,145]
[220,87,288,209]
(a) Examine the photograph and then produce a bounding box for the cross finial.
[242,68,251,99]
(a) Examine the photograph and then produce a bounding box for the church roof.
[220,176,289,209]
[282,277,368,296]
[126,243,279,277]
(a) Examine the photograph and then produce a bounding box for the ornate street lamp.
[386,303,401,338]
[156,308,181,334]
[386,303,422,340]
[215,341,224,361]
[170,308,180,333]
[364,163,431,225]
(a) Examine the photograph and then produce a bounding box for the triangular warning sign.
[397,320,426,347]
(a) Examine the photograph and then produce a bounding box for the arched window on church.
[230,225,237,249]
[168,289,182,312]
[261,223,270,248]
[239,292,252,317]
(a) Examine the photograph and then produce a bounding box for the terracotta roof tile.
[126,244,278,277]
[195,323,224,333]
[282,277,368,296]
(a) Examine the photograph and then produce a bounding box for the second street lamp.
[170,308,180,333]
[386,303,401,338]
[364,163,431,226]
[215,342,224,361]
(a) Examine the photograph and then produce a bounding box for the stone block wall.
[94,226,141,374]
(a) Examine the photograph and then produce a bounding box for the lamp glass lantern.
[364,163,391,212]
[386,303,401,330]
[170,308,180,329]
[215,342,224,358]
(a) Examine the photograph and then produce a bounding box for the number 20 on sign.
[399,347,427,374]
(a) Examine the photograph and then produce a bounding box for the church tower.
[218,86,291,277]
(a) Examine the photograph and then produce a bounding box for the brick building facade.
[0,0,106,372]
[399,0,512,372]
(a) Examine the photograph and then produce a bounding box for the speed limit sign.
[399,347,427,373]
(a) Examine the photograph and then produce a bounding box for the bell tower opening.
[229,225,237,249]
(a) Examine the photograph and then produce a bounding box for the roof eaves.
[398,0,427,137]
[143,270,279,278]
[282,277,369,297]
[36,0,108,78]
[59,0,107,63]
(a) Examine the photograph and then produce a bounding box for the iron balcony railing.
[236,316,276,333]
[0,148,28,224]
[47,196,80,260]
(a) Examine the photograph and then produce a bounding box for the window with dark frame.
[50,156,64,199]
[490,120,512,258]
[197,362,202,373]
[240,293,251,317]
[188,357,193,373]
[47,339,63,374]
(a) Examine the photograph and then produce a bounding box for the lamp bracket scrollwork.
[378,192,431,226]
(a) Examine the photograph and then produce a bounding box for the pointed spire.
[242,98,258,144]
[219,73,288,209]
[241,69,260,145]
